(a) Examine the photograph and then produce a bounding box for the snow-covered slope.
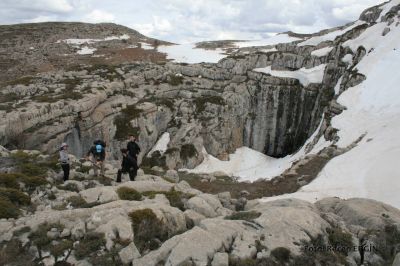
[263,0,400,208]
[156,33,300,64]
[253,64,327,86]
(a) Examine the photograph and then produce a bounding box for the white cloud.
[0,0,387,43]
[24,15,56,23]
[84,9,115,23]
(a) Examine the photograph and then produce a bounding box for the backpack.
[94,140,106,148]
[95,144,103,153]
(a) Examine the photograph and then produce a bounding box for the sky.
[0,0,385,43]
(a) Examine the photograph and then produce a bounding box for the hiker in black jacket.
[117,148,138,182]
[127,134,141,160]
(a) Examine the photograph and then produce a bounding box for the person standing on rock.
[127,134,141,161]
[59,143,70,182]
[116,148,138,182]
[86,140,106,177]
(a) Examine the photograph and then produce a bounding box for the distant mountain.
[0,22,171,84]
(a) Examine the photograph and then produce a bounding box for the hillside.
[0,22,171,84]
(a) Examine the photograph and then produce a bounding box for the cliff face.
[0,3,386,169]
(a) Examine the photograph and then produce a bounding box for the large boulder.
[250,199,330,255]
[185,193,232,218]
[315,197,400,230]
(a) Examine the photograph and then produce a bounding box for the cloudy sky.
[0,0,384,43]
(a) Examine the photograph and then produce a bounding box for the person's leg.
[61,164,68,181]
[100,161,105,176]
[65,164,70,181]
[117,169,122,183]
[93,162,98,177]
[128,169,135,181]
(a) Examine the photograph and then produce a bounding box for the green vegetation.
[0,239,36,266]
[327,227,353,255]
[0,92,23,104]
[0,187,30,206]
[271,247,291,263]
[117,187,142,201]
[143,188,193,211]
[86,64,122,81]
[0,198,20,219]
[225,211,261,221]
[113,105,142,140]
[0,173,21,189]
[49,240,73,262]
[65,195,100,209]
[141,151,166,169]
[74,232,106,259]
[180,144,198,161]
[57,183,79,192]
[5,76,36,86]
[168,74,183,86]
[193,95,225,113]
[129,208,168,252]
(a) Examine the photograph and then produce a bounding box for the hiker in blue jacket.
[86,140,106,177]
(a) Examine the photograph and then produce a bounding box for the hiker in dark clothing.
[86,141,106,177]
[127,134,141,160]
[59,143,70,181]
[117,148,138,182]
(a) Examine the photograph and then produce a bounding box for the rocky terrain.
[1,0,400,265]
[0,148,400,266]
[0,22,170,84]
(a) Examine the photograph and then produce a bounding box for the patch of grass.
[142,188,193,211]
[0,238,36,266]
[141,150,166,169]
[49,239,73,261]
[76,165,91,174]
[117,187,142,201]
[74,232,106,259]
[180,144,198,161]
[327,227,353,255]
[6,76,36,86]
[0,92,23,104]
[193,95,225,113]
[114,105,142,140]
[20,175,47,191]
[168,74,183,86]
[129,208,168,253]
[18,162,47,177]
[271,247,291,263]
[0,104,13,112]
[0,198,20,219]
[0,187,30,206]
[225,211,261,221]
[66,196,86,208]
[0,173,21,189]
[13,226,31,237]
[57,183,79,192]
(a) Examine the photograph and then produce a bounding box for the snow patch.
[298,21,366,47]
[253,64,327,86]
[341,54,353,64]
[233,34,300,48]
[157,44,226,64]
[311,47,333,57]
[260,47,278,53]
[77,46,97,55]
[184,118,327,181]
[148,132,170,156]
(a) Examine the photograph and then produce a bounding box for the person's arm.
[136,143,141,154]
[86,147,92,159]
